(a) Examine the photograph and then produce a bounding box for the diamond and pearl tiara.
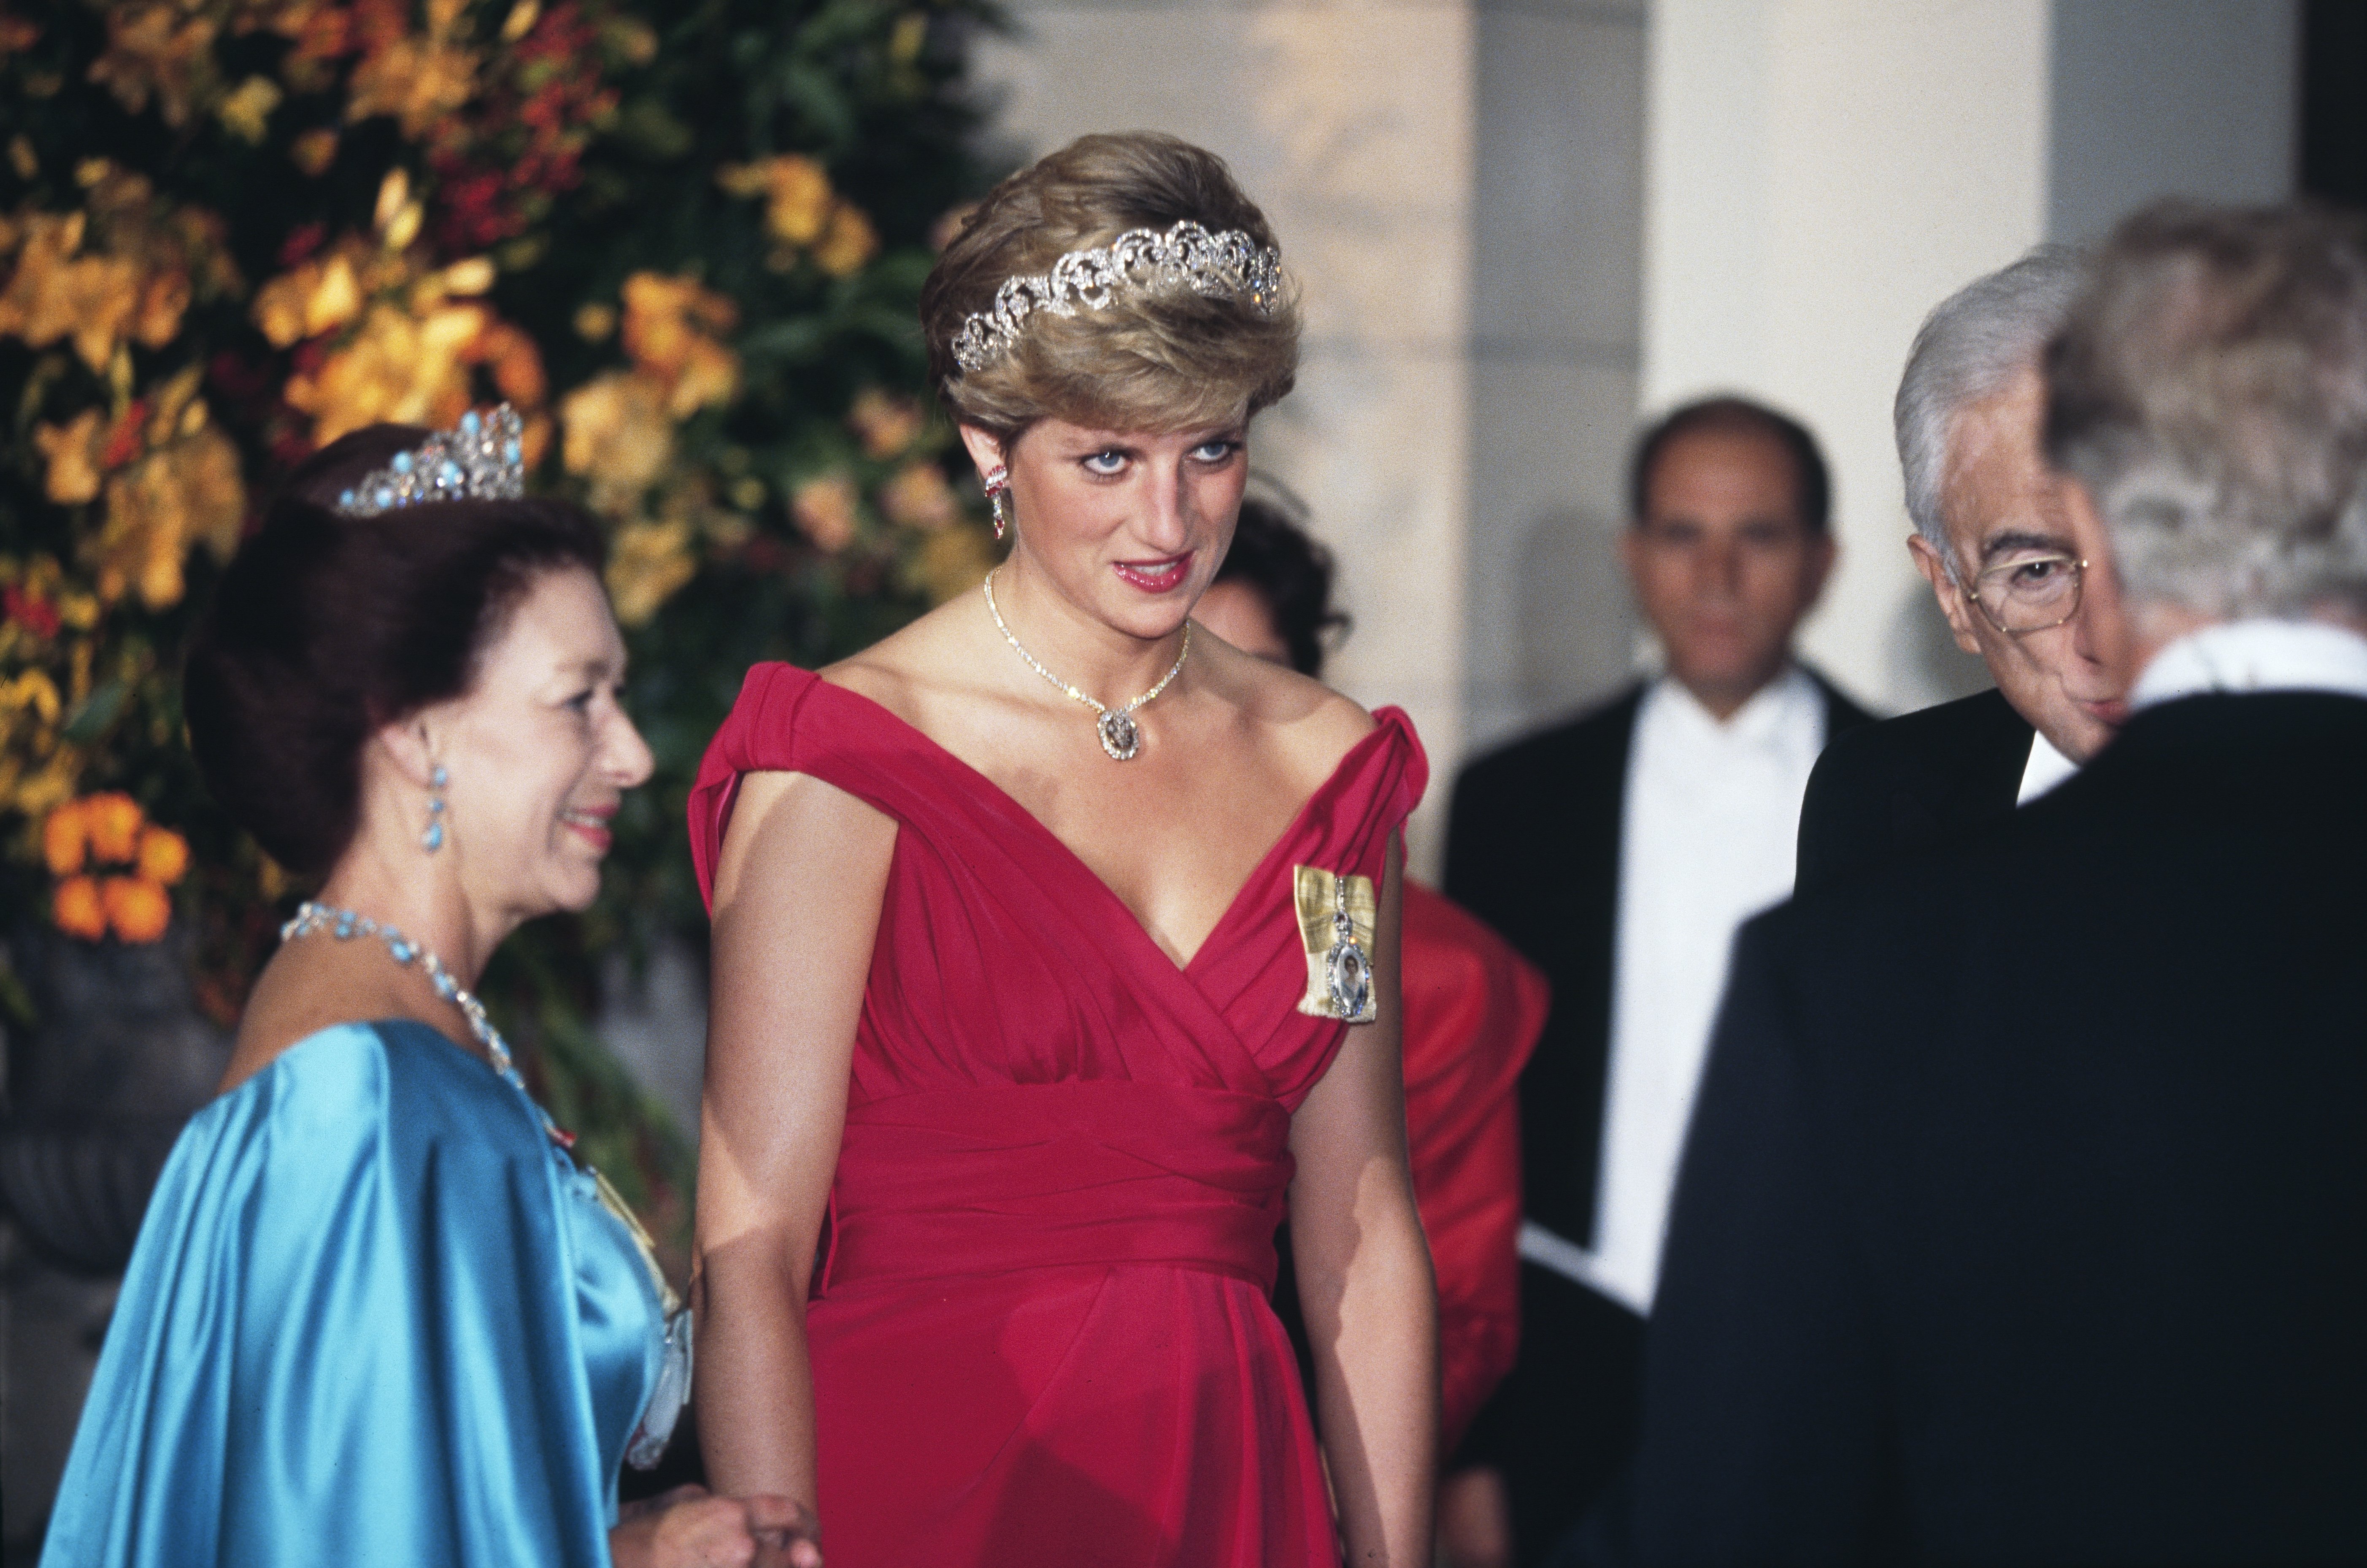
[334,405,526,517]
[949,219,1284,375]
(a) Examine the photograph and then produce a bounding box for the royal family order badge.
[1292,865,1378,1023]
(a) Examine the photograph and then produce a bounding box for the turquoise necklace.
[281,900,513,1076]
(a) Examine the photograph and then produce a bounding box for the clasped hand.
[611,1484,822,1568]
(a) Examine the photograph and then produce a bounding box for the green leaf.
[61,679,128,744]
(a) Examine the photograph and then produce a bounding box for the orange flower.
[102,875,172,943]
[86,5,219,130]
[83,791,145,863]
[847,389,922,460]
[879,462,958,532]
[42,800,89,877]
[620,273,740,418]
[32,409,105,504]
[792,474,859,553]
[719,157,833,247]
[53,876,109,942]
[813,204,878,280]
[136,824,190,885]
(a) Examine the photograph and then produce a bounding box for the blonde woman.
[690,134,1438,1565]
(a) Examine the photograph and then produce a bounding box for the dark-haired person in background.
[1588,200,2367,1567]
[1446,396,1869,1565]
[1197,494,1547,1567]
[1796,246,2126,896]
[41,414,816,1568]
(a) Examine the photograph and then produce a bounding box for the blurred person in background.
[1590,199,2367,1566]
[1445,396,1869,1565]
[41,414,815,1568]
[1797,245,2127,894]
[1196,492,1548,1568]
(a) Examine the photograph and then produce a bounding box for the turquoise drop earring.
[423,764,448,853]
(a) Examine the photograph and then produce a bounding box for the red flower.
[4,584,61,641]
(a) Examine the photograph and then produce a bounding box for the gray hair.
[1895,245,2089,558]
[2045,202,2367,622]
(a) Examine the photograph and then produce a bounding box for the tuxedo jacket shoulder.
[1794,686,2031,897]
[1617,692,2367,1565]
[1445,672,1871,1248]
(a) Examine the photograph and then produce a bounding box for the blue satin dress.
[40,1020,675,1567]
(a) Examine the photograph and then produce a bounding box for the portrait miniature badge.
[1292,864,1378,1023]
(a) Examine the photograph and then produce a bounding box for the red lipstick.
[1113,555,1191,593]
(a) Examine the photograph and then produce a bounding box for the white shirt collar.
[2130,619,2367,711]
[1644,663,1822,755]
[2017,729,2079,803]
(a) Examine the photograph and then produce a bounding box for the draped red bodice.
[689,663,1426,1567]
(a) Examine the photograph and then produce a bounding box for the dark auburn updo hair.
[184,424,605,877]
[1213,489,1350,679]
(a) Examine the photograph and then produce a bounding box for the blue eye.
[1081,451,1127,476]
[1192,439,1238,463]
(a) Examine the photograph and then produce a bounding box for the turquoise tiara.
[335,406,526,517]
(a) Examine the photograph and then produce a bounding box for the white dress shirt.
[2018,729,2079,803]
[1533,667,1826,1317]
[2132,618,2367,707]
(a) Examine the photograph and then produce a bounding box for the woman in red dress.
[688,132,1438,1565]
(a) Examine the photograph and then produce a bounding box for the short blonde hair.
[919,132,1300,443]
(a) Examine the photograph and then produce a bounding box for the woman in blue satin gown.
[40,415,819,1568]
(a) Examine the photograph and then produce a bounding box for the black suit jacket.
[1444,671,1872,1565]
[1588,693,2367,1565]
[1794,687,2033,897]
[1446,673,1874,1252]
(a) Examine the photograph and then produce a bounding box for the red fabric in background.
[689,664,1428,1568]
[1400,881,1548,1450]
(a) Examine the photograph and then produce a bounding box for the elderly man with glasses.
[1795,246,2126,894]
[1564,200,2367,1567]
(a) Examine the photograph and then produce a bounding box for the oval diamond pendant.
[1097,710,1140,760]
[1325,935,1372,1020]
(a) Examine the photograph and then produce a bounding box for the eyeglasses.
[1964,552,2087,635]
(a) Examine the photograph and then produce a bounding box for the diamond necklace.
[281,900,513,1076]
[982,567,1191,761]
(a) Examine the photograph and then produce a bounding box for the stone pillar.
[970,0,1476,873]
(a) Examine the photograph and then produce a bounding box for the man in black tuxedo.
[1589,201,2367,1565]
[1446,397,1869,1565]
[1796,246,2129,895]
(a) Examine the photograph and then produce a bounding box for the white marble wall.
[970,0,1477,873]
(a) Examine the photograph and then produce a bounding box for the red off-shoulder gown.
[689,664,1428,1568]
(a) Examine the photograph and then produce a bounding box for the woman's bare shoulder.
[1194,631,1377,778]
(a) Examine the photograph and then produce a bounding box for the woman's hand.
[610,1484,822,1568]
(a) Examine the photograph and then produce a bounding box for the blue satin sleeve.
[40,1020,662,1568]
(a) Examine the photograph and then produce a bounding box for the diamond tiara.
[949,220,1284,375]
[335,405,526,517]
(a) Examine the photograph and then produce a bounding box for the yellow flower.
[136,824,190,885]
[251,250,362,346]
[86,5,219,130]
[32,409,105,504]
[620,273,740,419]
[720,156,834,247]
[290,127,339,177]
[216,75,283,144]
[88,426,246,608]
[574,303,616,341]
[4,670,64,728]
[847,389,923,460]
[559,371,673,506]
[102,875,172,943]
[284,299,486,445]
[82,792,145,864]
[0,212,145,372]
[879,462,958,533]
[813,204,879,280]
[347,35,479,139]
[792,474,860,553]
[606,518,698,627]
[53,875,108,942]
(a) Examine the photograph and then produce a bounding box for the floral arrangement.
[1,0,1000,1235]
